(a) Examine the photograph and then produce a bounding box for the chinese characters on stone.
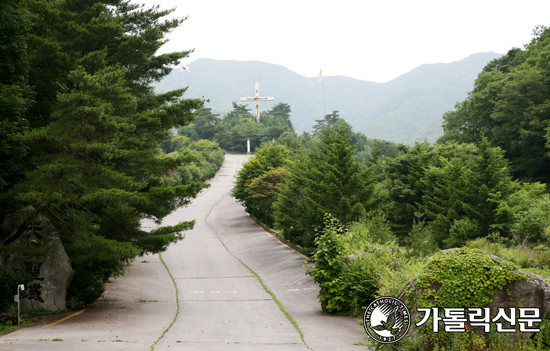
[25,262,45,303]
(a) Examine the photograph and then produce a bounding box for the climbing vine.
[414,247,526,309]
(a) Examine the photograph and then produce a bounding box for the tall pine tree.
[273,122,376,249]
[1,0,206,305]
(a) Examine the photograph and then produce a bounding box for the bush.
[344,213,396,254]
[0,268,33,312]
[341,256,378,316]
[161,138,225,186]
[306,214,347,313]
[307,215,386,315]
[404,220,439,258]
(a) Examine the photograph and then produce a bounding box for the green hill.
[154,53,502,144]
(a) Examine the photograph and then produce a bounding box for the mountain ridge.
[154,52,502,144]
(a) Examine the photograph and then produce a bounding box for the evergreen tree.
[199,108,221,138]
[419,142,518,248]
[440,25,550,183]
[1,0,206,305]
[0,0,32,202]
[268,102,293,129]
[247,167,287,227]
[215,102,293,152]
[383,142,435,241]
[273,123,376,249]
[312,110,341,134]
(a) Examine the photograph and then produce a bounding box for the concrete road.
[0,154,368,350]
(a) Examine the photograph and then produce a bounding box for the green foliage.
[184,102,294,152]
[247,167,287,227]
[231,142,290,226]
[493,183,550,246]
[306,214,347,313]
[312,110,342,134]
[414,247,525,309]
[383,142,436,241]
[160,137,225,186]
[342,213,396,254]
[440,25,550,183]
[272,130,313,154]
[466,237,550,270]
[383,139,518,248]
[421,141,518,248]
[0,268,34,312]
[0,0,208,308]
[403,219,439,258]
[341,256,378,316]
[531,317,550,350]
[0,0,32,218]
[274,123,377,249]
[308,215,425,315]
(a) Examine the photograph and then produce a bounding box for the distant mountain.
[153,53,502,144]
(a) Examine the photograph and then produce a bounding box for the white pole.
[17,284,25,325]
[247,139,250,155]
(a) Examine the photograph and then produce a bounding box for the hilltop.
[154,53,502,144]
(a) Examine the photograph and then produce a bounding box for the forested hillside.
[232,26,550,350]
[440,26,550,184]
[153,53,501,144]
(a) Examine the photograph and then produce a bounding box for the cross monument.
[240,82,274,123]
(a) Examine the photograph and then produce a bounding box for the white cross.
[240,82,274,123]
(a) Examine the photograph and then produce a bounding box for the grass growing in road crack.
[149,252,179,351]
[205,197,312,350]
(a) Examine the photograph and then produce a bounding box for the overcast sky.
[138,0,550,83]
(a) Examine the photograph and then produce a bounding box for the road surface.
[0,153,368,350]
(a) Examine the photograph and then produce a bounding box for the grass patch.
[0,316,38,336]
[0,320,19,336]
[23,309,69,316]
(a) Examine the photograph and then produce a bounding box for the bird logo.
[364,297,411,344]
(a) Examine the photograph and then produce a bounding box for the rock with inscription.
[0,207,74,312]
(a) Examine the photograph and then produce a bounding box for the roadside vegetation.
[232,25,550,351]
[0,0,214,312]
